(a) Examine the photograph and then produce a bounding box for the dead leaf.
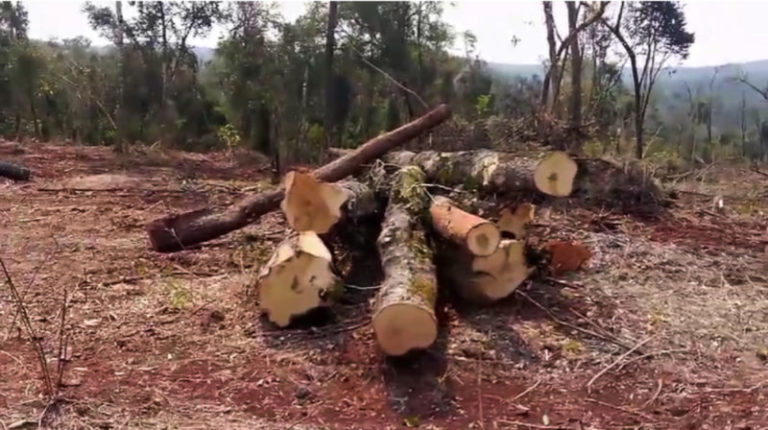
[543,240,591,276]
[83,318,101,328]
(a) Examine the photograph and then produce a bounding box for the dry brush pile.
[144,105,663,357]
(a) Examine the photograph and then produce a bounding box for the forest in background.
[1,1,768,172]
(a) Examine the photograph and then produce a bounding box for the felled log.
[256,231,341,327]
[372,166,438,356]
[381,149,662,205]
[384,149,575,197]
[0,161,30,181]
[280,171,351,234]
[146,104,451,252]
[429,196,500,256]
[438,239,534,303]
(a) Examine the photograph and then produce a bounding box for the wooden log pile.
[145,104,664,356]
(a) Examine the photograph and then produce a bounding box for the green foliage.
[474,94,492,117]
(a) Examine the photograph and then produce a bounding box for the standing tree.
[599,1,694,158]
[323,1,339,148]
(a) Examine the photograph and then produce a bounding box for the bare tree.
[540,1,608,117]
[599,2,694,159]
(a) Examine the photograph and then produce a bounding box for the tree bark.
[146,104,451,252]
[0,161,31,181]
[372,166,438,356]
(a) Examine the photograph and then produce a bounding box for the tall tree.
[566,1,582,137]
[323,1,338,147]
[600,1,694,158]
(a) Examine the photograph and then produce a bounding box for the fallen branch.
[515,289,636,351]
[586,335,656,388]
[0,258,54,398]
[146,104,450,252]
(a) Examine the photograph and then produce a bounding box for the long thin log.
[0,161,31,181]
[146,104,451,252]
[372,166,438,356]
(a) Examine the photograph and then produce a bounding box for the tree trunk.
[0,161,30,181]
[372,166,438,356]
[256,231,341,327]
[375,149,662,208]
[567,2,582,138]
[323,1,338,148]
[541,1,558,112]
[146,104,451,252]
[634,87,644,159]
[383,149,578,197]
[741,92,747,158]
[429,196,500,256]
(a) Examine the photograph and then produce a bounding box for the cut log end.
[281,171,350,234]
[534,151,578,197]
[467,222,502,256]
[373,302,438,356]
[257,232,340,327]
[469,240,534,302]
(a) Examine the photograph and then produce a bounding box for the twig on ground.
[642,378,664,408]
[344,283,381,291]
[496,420,570,429]
[515,290,636,352]
[586,398,653,420]
[587,334,656,388]
[543,277,583,289]
[617,348,690,371]
[477,358,485,430]
[0,257,55,398]
[702,380,767,393]
[510,379,541,403]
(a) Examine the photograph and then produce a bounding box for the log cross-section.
[256,231,341,327]
[372,166,438,356]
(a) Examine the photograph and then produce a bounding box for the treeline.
[1,1,767,166]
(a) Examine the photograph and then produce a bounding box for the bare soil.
[1,140,767,429]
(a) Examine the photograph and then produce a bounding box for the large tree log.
[381,149,662,205]
[437,239,534,304]
[256,231,341,327]
[429,196,500,256]
[385,149,576,196]
[0,161,30,181]
[372,166,438,356]
[146,104,451,252]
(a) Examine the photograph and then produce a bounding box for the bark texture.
[146,104,451,252]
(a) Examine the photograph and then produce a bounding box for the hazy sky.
[24,1,768,67]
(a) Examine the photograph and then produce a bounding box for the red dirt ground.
[1,140,767,429]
